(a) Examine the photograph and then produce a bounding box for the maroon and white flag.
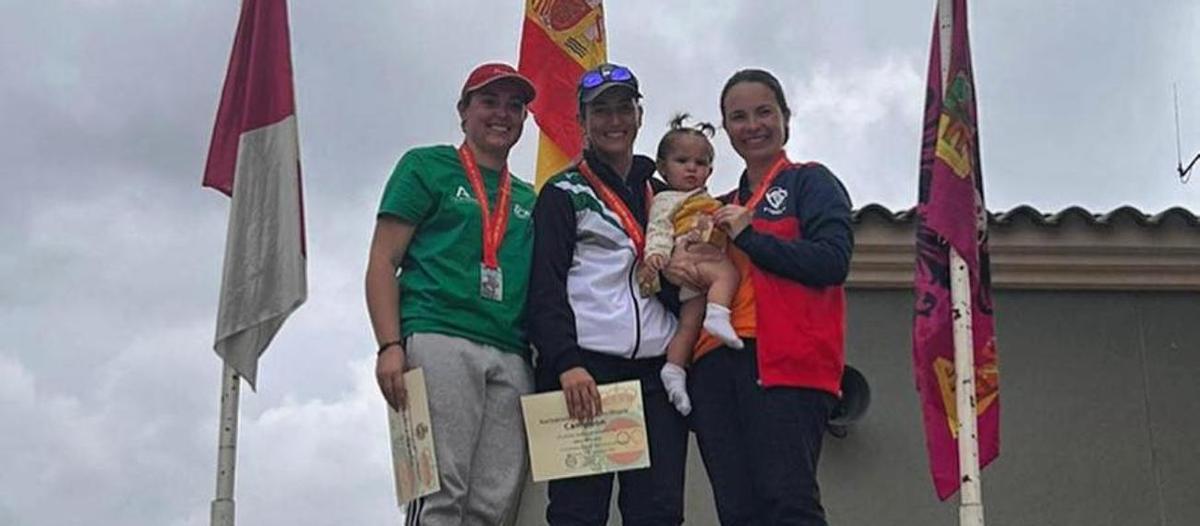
[203,0,306,388]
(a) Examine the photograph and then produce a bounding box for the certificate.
[387,368,440,505]
[520,380,650,482]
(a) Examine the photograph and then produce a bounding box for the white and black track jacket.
[527,151,679,388]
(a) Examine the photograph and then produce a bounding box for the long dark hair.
[719,68,791,143]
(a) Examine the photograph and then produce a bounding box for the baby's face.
[659,134,713,191]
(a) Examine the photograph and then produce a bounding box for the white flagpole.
[950,250,984,526]
[938,1,985,525]
[210,364,241,526]
[211,5,243,524]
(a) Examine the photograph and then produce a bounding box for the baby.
[640,114,743,416]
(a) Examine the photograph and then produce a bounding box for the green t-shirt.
[377,145,536,357]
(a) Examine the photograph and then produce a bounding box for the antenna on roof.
[1175,82,1197,184]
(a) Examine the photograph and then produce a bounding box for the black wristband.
[377,340,403,355]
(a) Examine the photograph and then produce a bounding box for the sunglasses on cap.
[580,65,635,89]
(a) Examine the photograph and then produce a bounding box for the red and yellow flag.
[518,0,607,187]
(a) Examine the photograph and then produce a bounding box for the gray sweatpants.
[404,332,533,526]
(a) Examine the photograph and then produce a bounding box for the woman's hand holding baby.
[714,204,753,238]
[663,238,722,290]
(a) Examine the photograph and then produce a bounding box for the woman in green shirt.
[365,63,538,525]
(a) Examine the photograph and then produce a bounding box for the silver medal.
[480,264,503,301]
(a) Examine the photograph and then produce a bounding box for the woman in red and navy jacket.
[670,69,853,526]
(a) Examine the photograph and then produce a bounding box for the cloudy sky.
[2,1,1198,525]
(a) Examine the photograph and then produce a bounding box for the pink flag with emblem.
[203,0,306,388]
[913,0,999,500]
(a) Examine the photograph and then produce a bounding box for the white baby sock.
[660,362,692,416]
[703,303,744,349]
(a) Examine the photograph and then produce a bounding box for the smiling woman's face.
[457,83,528,158]
[721,81,787,165]
[580,89,642,159]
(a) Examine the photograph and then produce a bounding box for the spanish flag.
[518,0,607,187]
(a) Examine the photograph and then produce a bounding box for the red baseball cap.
[460,63,536,103]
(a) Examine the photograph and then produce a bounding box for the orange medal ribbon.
[577,160,654,260]
[458,145,512,269]
[737,153,792,208]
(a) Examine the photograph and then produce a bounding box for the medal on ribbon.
[458,144,512,302]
